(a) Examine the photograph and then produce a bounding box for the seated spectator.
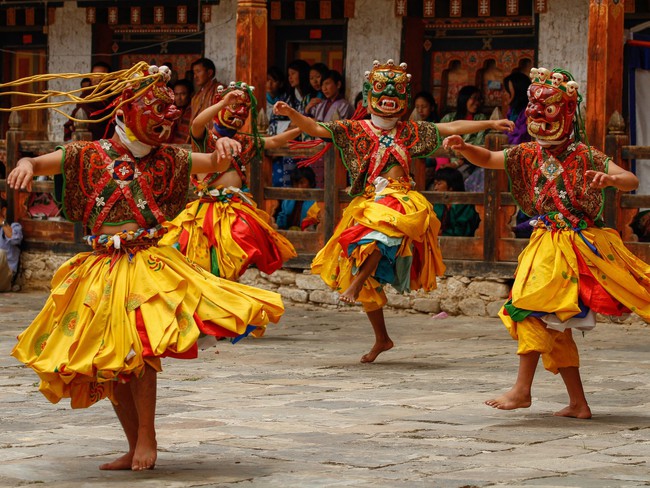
[410,91,439,187]
[0,197,23,291]
[63,77,92,141]
[82,61,116,140]
[631,209,650,242]
[305,62,328,115]
[310,70,354,187]
[170,79,193,144]
[266,66,289,127]
[440,85,487,191]
[410,91,439,122]
[275,167,321,231]
[430,167,480,237]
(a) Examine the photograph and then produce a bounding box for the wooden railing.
[2,111,649,277]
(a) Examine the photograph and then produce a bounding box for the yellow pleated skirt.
[503,226,650,328]
[12,242,284,408]
[312,180,445,311]
[161,193,296,280]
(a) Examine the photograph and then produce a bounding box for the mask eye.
[395,83,406,94]
[153,102,165,115]
[545,105,558,116]
[373,81,385,92]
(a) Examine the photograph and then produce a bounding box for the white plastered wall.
[345,0,403,101]
[47,1,92,141]
[204,2,237,85]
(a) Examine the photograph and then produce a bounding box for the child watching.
[430,167,480,237]
[275,167,321,231]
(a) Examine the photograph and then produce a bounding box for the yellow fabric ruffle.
[161,196,296,280]
[508,226,650,321]
[312,183,445,311]
[11,245,284,409]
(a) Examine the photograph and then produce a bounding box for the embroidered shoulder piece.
[320,119,440,196]
[505,141,608,227]
[61,140,190,233]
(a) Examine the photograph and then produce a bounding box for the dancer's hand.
[443,135,467,153]
[585,170,616,189]
[7,159,34,191]
[223,89,245,105]
[213,137,241,160]
[491,119,515,133]
[273,101,292,116]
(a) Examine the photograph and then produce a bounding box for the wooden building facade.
[2,0,650,281]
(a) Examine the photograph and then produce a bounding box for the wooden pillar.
[236,0,267,205]
[586,0,624,151]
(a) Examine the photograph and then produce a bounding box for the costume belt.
[364,176,413,198]
[197,185,254,205]
[531,212,593,232]
[84,225,167,256]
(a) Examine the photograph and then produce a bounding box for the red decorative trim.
[177,5,187,24]
[201,5,211,23]
[108,7,118,25]
[320,0,332,19]
[25,8,35,26]
[86,7,96,24]
[423,0,435,18]
[395,0,407,17]
[506,0,519,16]
[131,7,141,25]
[450,0,462,17]
[534,0,548,14]
[295,1,306,20]
[47,7,56,25]
[478,0,489,17]
[344,0,355,18]
[7,7,15,26]
[424,17,533,29]
[154,6,165,25]
[270,1,281,20]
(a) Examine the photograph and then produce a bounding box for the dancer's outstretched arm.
[437,118,514,137]
[263,128,302,149]
[443,135,505,170]
[273,101,330,139]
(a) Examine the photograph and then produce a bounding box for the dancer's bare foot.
[485,389,532,410]
[339,282,363,304]
[131,432,157,471]
[99,451,134,470]
[554,404,592,419]
[360,340,394,363]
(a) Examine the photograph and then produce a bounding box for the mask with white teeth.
[525,67,580,143]
[362,59,411,119]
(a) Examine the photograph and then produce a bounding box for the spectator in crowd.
[410,91,440,187]
[191,57,220,126]
[305,62,328,115]
[0,197,22,292]
[271,59,312,187]
[83,61,115,140]
[275,167,321,231]
[170,79,193,144]
[266,66,289,126]
[410,90,439,123]
[310,70,354,187]
[430,167,480,237]
[63,77,92,141]
[503,71,536,239]
[440,85,487,191]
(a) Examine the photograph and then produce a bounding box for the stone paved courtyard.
[1,291,649,487]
